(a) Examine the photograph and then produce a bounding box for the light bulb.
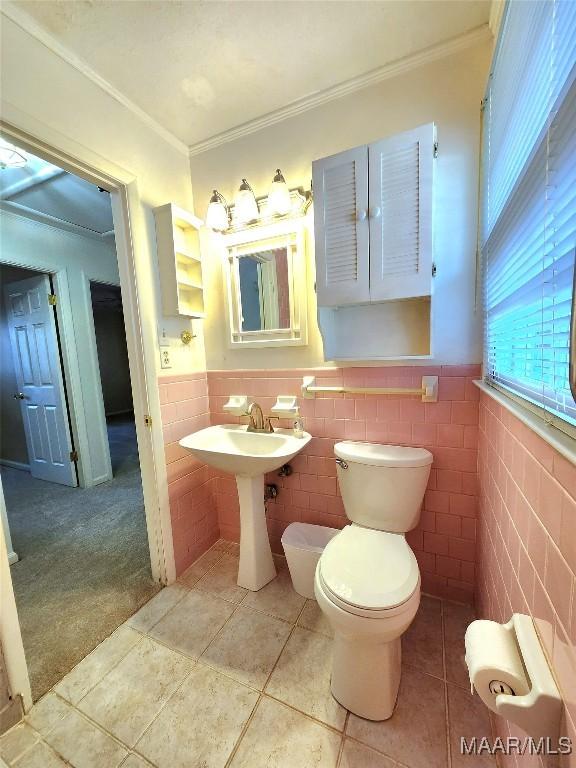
[268,169,291,216]
[205,190,229,232]
[234,179,259,224]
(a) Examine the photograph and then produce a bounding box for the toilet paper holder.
[465,613,562,743]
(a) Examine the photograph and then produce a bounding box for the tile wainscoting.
[159,373,219,574]
[476,391,576,765]
[207,365,481,604]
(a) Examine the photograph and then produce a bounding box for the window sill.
[474,380,576,466]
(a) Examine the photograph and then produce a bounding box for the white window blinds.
[482,0,576,429]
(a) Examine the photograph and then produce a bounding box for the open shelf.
[154,203,205,318]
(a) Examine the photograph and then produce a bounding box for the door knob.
[13,393,25,400]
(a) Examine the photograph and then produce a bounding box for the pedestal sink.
[179,425,311,590]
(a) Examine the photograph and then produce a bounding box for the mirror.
[237,247,290,332]
[223,220,308,348]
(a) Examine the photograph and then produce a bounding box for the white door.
[4,275,77,486]
[312,145,370,306]
[368,123,435,301]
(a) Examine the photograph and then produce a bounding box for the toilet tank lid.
[334,441,433,468]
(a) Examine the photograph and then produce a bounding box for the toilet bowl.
[315,441,432,721]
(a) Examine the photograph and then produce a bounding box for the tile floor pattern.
[0,540,495,768]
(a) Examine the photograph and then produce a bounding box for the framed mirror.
[223,219,308,347]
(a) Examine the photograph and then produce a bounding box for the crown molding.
[189,24,492,157]
[2,2,492,162]
[1,1,189,157]
[0,200,112,242]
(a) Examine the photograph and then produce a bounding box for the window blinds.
[482,0,576,429]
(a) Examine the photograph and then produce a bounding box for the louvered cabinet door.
[312,146,370,306]
[368,123,435,301]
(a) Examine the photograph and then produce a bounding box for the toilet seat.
[317,526,419,618]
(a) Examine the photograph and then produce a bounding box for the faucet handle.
[264,416,280,433]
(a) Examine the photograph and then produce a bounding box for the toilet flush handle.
[335,457,348,470]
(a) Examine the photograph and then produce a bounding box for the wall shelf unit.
[154,203,205,318]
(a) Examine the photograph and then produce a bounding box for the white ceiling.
[11,0,490,150]
[0,148,114,234]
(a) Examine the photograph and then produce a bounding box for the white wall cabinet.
[313,123,435,307]
[154,203,205,318]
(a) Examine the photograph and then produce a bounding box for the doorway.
[0,149,161,701]
[90,282,138,480]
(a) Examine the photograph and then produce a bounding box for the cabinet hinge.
[433,142,439,159]
[70,450,78,462]
[144,415,153,427]
[48,294,57,306]
[432,263,437,277]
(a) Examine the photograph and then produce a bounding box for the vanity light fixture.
[0,139,27,169]
[268,168,292,216]
[234,178,259,224]
[205,189,229,232]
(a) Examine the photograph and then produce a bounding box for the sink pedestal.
[236,475,277,591]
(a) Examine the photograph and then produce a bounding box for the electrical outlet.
[160,348,172,369]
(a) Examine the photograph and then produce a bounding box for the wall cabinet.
[154,203,205,318]
[313,123,435,307]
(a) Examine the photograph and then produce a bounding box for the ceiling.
[0,146,114,234]
[10,0,490,150]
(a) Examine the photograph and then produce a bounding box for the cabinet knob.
[13,393,25,400]
[369,206,381,219]
[356,209,367,222]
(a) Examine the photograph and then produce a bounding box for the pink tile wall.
[207,364,481,604]
[476,392,576,764]
[159,372,219,575]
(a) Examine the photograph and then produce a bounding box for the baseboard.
[0,459,30,472]
[7,551,19,566]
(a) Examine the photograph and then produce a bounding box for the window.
[482,0,576,432]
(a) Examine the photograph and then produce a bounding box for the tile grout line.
[223,692,264,768]
[30,624,145,713]
[222,598,309,768]
[343,732,414,768]
[259,691,348,738]
[335,711,350,767]
[29,694,156,766]
[441,599,454,768]
[259,598,352,737]
[129,663,199,763]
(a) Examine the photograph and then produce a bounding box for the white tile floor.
[0,540,495,768]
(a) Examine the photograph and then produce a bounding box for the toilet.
[314,440,433,721]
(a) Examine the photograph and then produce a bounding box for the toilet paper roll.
[464,619,530,715]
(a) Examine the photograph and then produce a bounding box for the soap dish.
[223,395,249,415]
[271,395,299,417]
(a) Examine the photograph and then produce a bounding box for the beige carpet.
[2,417,160,701]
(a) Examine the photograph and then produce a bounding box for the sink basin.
[179,424,311,592]
[179,424,311,477]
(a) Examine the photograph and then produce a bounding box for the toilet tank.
[334,442,433,532]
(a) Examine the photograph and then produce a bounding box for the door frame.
[0,262,97,487]
[0,120,176,709]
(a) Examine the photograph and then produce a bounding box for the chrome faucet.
[246,402,277,433]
